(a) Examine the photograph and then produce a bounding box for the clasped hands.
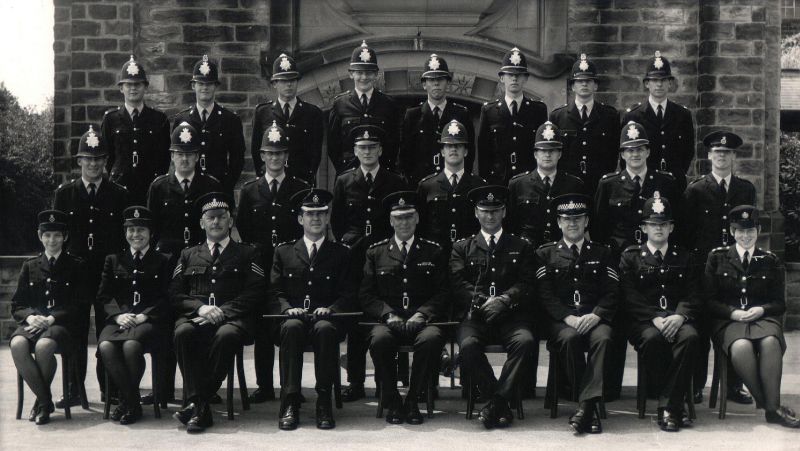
[285,307,332,321]
[385,312,427,335]
[651,314,686,342]
[116,312,148,329]
[564,313,601,335]
[192,305,225,326]
[472,294,512,324]
[24,315,55,334]
[730,306,765,323]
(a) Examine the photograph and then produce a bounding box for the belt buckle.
[133,291,141,306]
[573,290,581,307]
[87,233,94,250]
[659,295,668,310]
[510,152,517,164]
[271,231,278,247]
[660,158,667,171]
[183,227,191,243]
[579,160,587,174]
[450,228,457,242]
[489,285,496,297]
[303,295,311,311]
[402,295,410,310]
[200,154,207,171]
[722,229,728,246]
[740,295,748,309]
[209,293,216,307]
[433,154,440,167]
[635,229,642,244]
[365,224,372,236]
[132,151,139,168]
[543,229,551,242]
[47,298,55,309]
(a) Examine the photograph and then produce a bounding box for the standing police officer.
[508,121,585,248]
[171,55,245,201]
[478,47,548,186]
[102,55,170,205]
[622,51,695,190]
[54,125,129,406]
[328,41,403,174]
[237,121,309,403]
[331,124,407,401]
[535,194,619,434]
[399,54,475,185]
[251,53,324,185]
[550,54,619,194]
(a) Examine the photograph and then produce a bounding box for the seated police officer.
[362,191,449,425]
[10,210,87,425]
[450,186,536,429]
[97,206,171,425]
[170,192,266,433]
[619,194,700,431]
[535,194,619,434]
[269,188,356,431]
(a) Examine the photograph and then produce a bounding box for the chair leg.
[74,358,89,410]
[686,375,696,420]
[62,356,72,420]
[449,340,456,389]
[334,343,343,409]
[545,352,558,419]
[516,385,524,420]
[236,349,250,411]
[103,369,111,420]
[16,373,24,420]
[709,346,720,409]
[599,398,607,420]
[637,353,646,419]
[226,364,235,420]
[375,372,383,419]
[151,354,161,419]
[426,374,434,419]
[465,376,474,420]
[719,351,728,420]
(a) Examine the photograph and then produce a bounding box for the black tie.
[211,243,221,262]
[88,182,97,203]
[510,100,518,117]
[283,102,290,120]
[743,251,750,272]
[433,106,440,123]
[366,172,374,188]
[720,178,727,199]
[310,242,318,262]
[654,249,663,265]
[134,251,143,270]
[488,235,497,254]
[581,104,588,122]
[270,179,279,198]
[132,108,139,121]
[657,104,664,123]
[570,244,580,260]
[543,176,551,194]
[361,93,368,112]
[201,109,208,124]
[450,173,458,193]
[182,179,190,193]
[48,256,55,270]
[633,175,641,195]
[400,241,408,261]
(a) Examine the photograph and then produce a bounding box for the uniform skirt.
[713,316,786,355]
[98,321,162,346]
[11,324,74,352]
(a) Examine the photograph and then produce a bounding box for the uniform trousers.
[548,322,612,403]
[273,319,344,397]
[368,324,444,399]
[631,323,699,409]
[254,317,276,390]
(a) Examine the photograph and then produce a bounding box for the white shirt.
[646,242,668,258]
[81,177,102,194]
[44,250,62,262]
[505,94,524,115]
[277,98,297,117]
[428,99,447,116]
[480,229,503,245]
[176,172,195,188]
[626,167,648,182]
[735,244,755,264]
[130,246,150,258]
[195,103,214,120]
[361,165,380,181]
[125,103,145,118]
[354,87,374,103]
[265,172,286,189]
[394,235,415,252]
[207,236,231,255]
[711,172,732,189]
[443,167,464,185]
[303,236,325,258]
[648,96,668,115]
[575,99,594,117]
[563,237,585,253]
[537,169,557,183]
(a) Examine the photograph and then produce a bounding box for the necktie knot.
[212,243,221,261]
[654,249,663,263]
[182,179,190,192]
[657,104,664,121]
[201,109,208,123]
[570,244,580,259]
[48,256,55,268]
[489,235,497,252]
[361,93,368,110]
[283,102,290,119]
[310,242,318,261]
[543,176,551,188]
[581,104,588,122]
[366,172,374,186]
[743,251,750,264]
[270,179,279,197]
[400,241,409,260]
[132,108,139,120]
[511,100,518,117]
[88,183,97,202]
[433,106,440,121]
[450,173,458,189]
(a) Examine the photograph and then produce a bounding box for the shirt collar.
[195,103,214,116]
[428,99,447,113]
[130,246,150,258]
[265,172,286,186]
[176,172,195,185]
[646,242,668,257]
[278,97,297,111]
[537,169,557,182]
[354,87,374,101]
[711,172,731,187]
[480,229,503,244]
[562,237,585,252]
[505,94,524,111]
[360,165,380,180]
[626,167,647,181]
[394,235,415,250]
[648,96,667,113]
[44,250,62,261]
[736,244,755,262]
[82,177,102,191]
[207,236,231,253]
[575,98,594,114]
[443,167,464,181]
[303,235,325,256]
[125,103,144,117]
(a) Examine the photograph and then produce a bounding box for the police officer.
[331,124,407,401]
[619,194,700,432]
[362,191,449,425]
[535,194,619,434]
[508,121,585,248]
[450,186,537,429]
[417,119,486,254]
[96,206,171,425]
[171,55,245,201]
[170,192,266,434]
[10,210,87,425]
[704,206,799,429]
[328,41,403,174]
[550,54,619,193]
[102,55,171,205]
[54,125,129,406]
[592,121,680,258]
[622,51,695,190]
[399,54,475,185]
[477,47,548,185]
[682,131,756,405]
[237,121,309,403]
[251,53,324,185]
[269,189,356,430]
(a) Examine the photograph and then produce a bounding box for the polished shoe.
[186,403,213,434]
[249,387,276,403]
[589,414,603,434]
[477,400,497,429]
[405,400,424,425]
[440,350,454,377]
[341,384,366,402]
[495,398,513,428]
[766,406,800,428]
[173,403,195,425]
[28,399,40,422]
[315,395,335,430]
[55,394,81,409]
[208,393,223,404]
[140,392,171,405]
[659,409,680,432]
[569,402,595,434]
[679,410,693,428]
[120,404,143,425]
[110,404,127,422]
[385,392,405,425]
[727,386,754,404]
[279,402,300,430]
[693,389,703,405]
[35,405,51,425]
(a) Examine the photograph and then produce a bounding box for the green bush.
[783,33,800,70]
[0,83,55,253]
[780,132,800,261]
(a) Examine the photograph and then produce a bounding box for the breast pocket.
[113,126,132,149]
[377,266,400,290]
[342,117,361,136]
[184,266,207,295]
[609,197,630,211]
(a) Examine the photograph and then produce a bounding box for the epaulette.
[151,174,170,184]
[626,102,643,113]
[339,167,357,176]
[65,252,86,264]
[26,254,41,262]
[254,100,273,110]
[420,238,441,248]
[601,171,620,180]
[536,241,558,251]
[206,174,221,183]
[178,105,193,114]
[104,106,120,116]
[338,242,351,249]
[275,240,294,248]
[483,101,489,106]
[455,235,474,244]
[242,177,259,187]
[451,101,468,110]
[758,248,777,258]
[418,101,425,106]
[510,171,530,181]
[419,172,438,183]
[552,103,569,112]
[688,176,704,185]
[656,169,675,178]
[334,90,351,99]
[369,238,391,249]
[622,244,641,254]
[711,246,729,253]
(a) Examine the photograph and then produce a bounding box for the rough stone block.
[55,6,70,22]
[235,25,269,42]
[221,57,260,74]
[718,75,752,91]
[216,93,249,105]
[105,21,132,36]
[640,8,684,24]
[72,89,101,103]
[665,25,697,41]
[570,9,600,23]
[176,0,238,7]
[119,5,131,20]
[697,74,716,92]
[86,38,118,52]
[717,108,751,125]
[700,5,719,22]
[87,105,110,122]
[71,105,86,121]
[698,56,735,74]
[210,9,256,23]
[571,25,619,42]
[719,41,751,56]
[736,93,764,107]
[183,25,234,42]
[736,57,764,75]
[735,23,764,41]
[700,22,734,40]
[229,75,266,92]
[719,5,751,22]
[54,23,70,40]
[71,3,86,20]
[699,92,734,108]
[620,26,664,42]
[71,38,85,52]
[166,42,212,56]
[72,20,100,37]
[88,71,116,87]
[148,56,181,72]
[580,43,638,57]
[72,52,101,70]
[150,9,207,23]
[599,9,638,23]
[103,52,133,70]
[217,43,258,55]
[88,4,117,20]
[141,24,182,41]
[698,41,718,57]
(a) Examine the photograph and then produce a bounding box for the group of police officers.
[9,40,798,434]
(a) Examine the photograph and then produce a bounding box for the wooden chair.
[635,352,696,420]
[708,342,729,419]
[464,345,524,420]
[103,350,162,419]
[16,350,88,420]
[543,349,606,419]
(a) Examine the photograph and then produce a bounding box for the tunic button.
[185,213,189,217]
[491,268,496,272]
[310,267,314,272]
[403,264,407,269]
[212,266,217,270]
[201,142,206,145]
[741,288,746,293]
[308,281,312,285]
[89,219,93,223]
[271,216,276,220]
[582,141,587,145]
[512,136,517,141]
[403,278,408,283]
[451,208,456,212]
[661,131,665,135]
[133,139,137,143]
[211,279,216,283]
[367,208,371,212]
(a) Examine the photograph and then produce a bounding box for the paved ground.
[1,334,799,450]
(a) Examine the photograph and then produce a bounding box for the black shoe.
[28,399,40,422]
[405,399,424,425]
[173,403,195,425]
[440,350,453,377]
[110,404,127,422]
[140,393,162,405]
[208,393,223,404]
[315,394,335,430]
[341,384,365,402]
[34,404,51,426]
[120,404,143,425]
[249,387,276,403]
[727,386,754,404]
[477,400,497,429]
[659,409,680,432]
[569,402,595,434]
[279,402,300,430]
[385,391,405,425]
[679,409,693,428]
[766,406,800,428]
[186,403,213,434]
[693,389,703,405]
[495,398,513,428]
[55,394,81,408]
[589,414,603,434]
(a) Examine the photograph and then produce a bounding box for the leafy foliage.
[783,33,800,70]
[0,83,55,253]
[780,132,800,261]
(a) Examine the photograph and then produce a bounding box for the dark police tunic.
[251,98,324,184]
[11,253,86,349]
[477,96,548,185]
[327,90,403,174]
[507,171,585,248]
[146,173,221,257]
[171,103,245,197]
[681,174,756,257]
[622,100,695,189]
[592,170,680,256]
[416,170,485,253]
[97,249,171,344]
[101,105,171,205]
[399,101,475,185]
[704,246,786,353]
[549,102,620,193]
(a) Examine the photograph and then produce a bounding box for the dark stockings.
[729,336,783,412]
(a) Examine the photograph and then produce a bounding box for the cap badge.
[268,127,282,143]
[133,209,140,218]
[179,127,192,144]
[509,48,522,66]
[579,53,589,71]
[86,125,99,148]
[428,55,440,70]
[362,130,370,140]
[447,122,460,136]
[487,193,495,202]
[279,56,292,71]
[199,55,211,76]
[652,198,665,214]
[49,214,55,223]
[359,47,371,62]
[312,194,320,204]
[626,124,640,140]
[542,124,556,141]
[653,50,664,70]
[721,136,727,145]
[742,211,749,219]
[126,55,139,76]
[398,197,406,206]
[654,191,661,199]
